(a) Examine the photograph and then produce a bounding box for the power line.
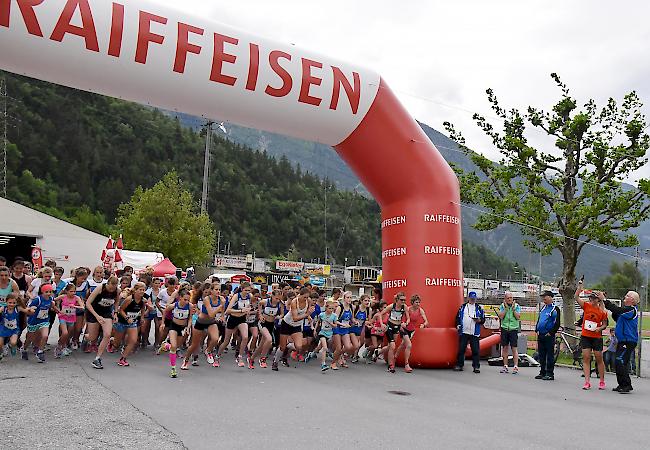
[1,76,7,198]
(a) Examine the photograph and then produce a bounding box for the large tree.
[444,74,650,329]
[116,171,215,268]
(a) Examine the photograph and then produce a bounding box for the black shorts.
[258,320,275,335]
[400,329,414,339]
[364,327,372,339]
[247,320,259,329]
[280,320,302,336]
[85,311,112,323]
[194,319,216,331]
[227,315,246,329]
[386,323,401,343]
[168,321,186,335]
[164,318,172,329]
[581,335,603,351]
[302,328,314,339]
[217,321,225,338]
[500,329,519,347]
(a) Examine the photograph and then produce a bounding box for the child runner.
[331,291,355,370]
[381,292,411,373]
[246,290,261,368]
[140,275,157,348]
[399,294,429,373]
[0,265,19,306]
[273,287,313,371]
[65,268,90,350]
[156,277,178,354]
[85,276,120,369]
[315,300,339,371]
[54,283,84,358]
[365,300,387,363]
[350,294,370,363]
[251,289,283,368]
[23,284,56,362]
[218,282,253,368]
[114,282,150,367]
[0,293,23,359]
[161,288,193,378]
[182,283,222,370]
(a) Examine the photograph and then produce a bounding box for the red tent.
[152,258,177,277]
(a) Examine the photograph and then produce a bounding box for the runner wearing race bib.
[23,284,56,363]
[0,293,23,359]
[331,291,355,370]
[161,288,193,378]
[85,276,120,370]
[114,282,150,367]
[54,284,84,358]
[251,289,283,369]
[218,282,254,369]
[182,283,222,370]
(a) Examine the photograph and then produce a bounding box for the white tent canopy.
[120,250,165,272]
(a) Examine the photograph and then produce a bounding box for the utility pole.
[1,76,7,198]
[201,120,214,215]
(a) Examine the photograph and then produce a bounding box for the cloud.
[154,0,650,182]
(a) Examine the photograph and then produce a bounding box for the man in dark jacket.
[454,291,485,373]
[600,290,639,394]
[535,291,561,380]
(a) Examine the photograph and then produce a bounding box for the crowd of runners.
[0,258,431,378]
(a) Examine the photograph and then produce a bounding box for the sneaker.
[351,355,359,364]
[181,360,189,370]
[192,355,199,366]
[62,347,72,356]
[272,361,278,371]
[598,381,606,390]
[582,382,591,390]
[236,356,245,367]
[170,367,177,378]
[512,367,519,375]
[71,341,79,350]
[297,354,305,362]
[117,357,129,367]
[206,353,215,365]
[387,365,395,373]
[612,386,621,392]
[281,357,289,367]
[107,343,115,353]
[473,368,480,373]
[304,352,314,364]
[618,387,632,394]
[452,366,463,371]
[259,357,268,369]
[247,356,254,369]
[321,364,329,372]
[91,358,103,369]
[500,366,509,374]
[290,351,298,361]
[21,350,28,361]
[10,346,17,357]
[213,356,220,368]
[404,364,413,373]
[535,373,544,379]
[54,347,62,359]
[2,345,8,357]
[542,375,554,380]
[331,363,339,370]
[36,351,45,363]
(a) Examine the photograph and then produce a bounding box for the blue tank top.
[201,295,221,315]
[339,307,353,325]
[172,301,190,321]
[27,296,53,325]
[355,309,367,325]
[231,293,250,311]
[1,308,19,330]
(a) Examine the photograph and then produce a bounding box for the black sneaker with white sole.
[92,358,103,369]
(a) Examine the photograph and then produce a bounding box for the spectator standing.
[601,290,639,394]
[498,291,521,374]
[454,291,485,373]
[535,291,561,380]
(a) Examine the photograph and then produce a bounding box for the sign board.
[304,263,331,276]
[231,274,251,284]
[485,280,500,290]
[276,260,305,272]
[214,255,248,269]
[464,278,484,289]
[267,273,292,284]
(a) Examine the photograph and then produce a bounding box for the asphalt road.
[1,335,648,450]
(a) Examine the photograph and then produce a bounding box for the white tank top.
[283,299,308,327]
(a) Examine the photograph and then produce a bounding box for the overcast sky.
[157,0,650,184]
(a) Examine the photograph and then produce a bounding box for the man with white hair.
[497,291,521,374]
[600,290,640,394]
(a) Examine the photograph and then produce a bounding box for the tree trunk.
[559,244,578,333]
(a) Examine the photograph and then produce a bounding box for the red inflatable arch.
[0,0,463,367]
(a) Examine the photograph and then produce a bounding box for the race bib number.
[37,309,49,320]
[173,309,189,320]
[61,307,76,315]
[127,311,140,320]
[238,299,250,309]
[98,298,115,307]
[322,321,332,331]
[3,318,17,329]
[584,320,598,332]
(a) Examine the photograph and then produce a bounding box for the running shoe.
[582,382,591,390]
[512,367,519,375]
[54,347,62,359]
[206,352,215,365]
[281,357,289,367]
[599,381,606,390]
[236,356,245,367]
[117,357,129,367]
[361,348,369,359]
[290,351,298,361]
[387,365,395,373]
[36,351,45,363]
[340,360,349,368]
[272,361,279,371]
[213,356,220,368]
[10,346,16,357]
[247,356,254,369]
[181,360,189,370]
[330,363,339,370]
[259,357,268,369]
[351,355,359,364]
[107,342,115,353]
[170,367,177,378]
[92,358,103,369]
[321,364,329,372]
[304,352,314,364]
[192,355,199,366]
[404,365,413,373]
[71,341,79,350]
[62,347,72,356]
[2,345,8,357]
[21,349,28,361]
[500,366,509,374]
[297,354,305,362]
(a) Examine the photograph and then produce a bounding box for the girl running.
[365,300,387,363]
[54,283,84,358]
[141,276,160,348]
[218,282,253,368]
[27,267,54,299]
[114,282,150,367]
[316,300,339,371]
[272,287,313,371]
[87,266,106,292]
[0,266,19,306]
[161,288,193,378]
[331,291,355,370]
[182,283,222,370]
[65,268,90,350]
[85,276,120,369]
[0,293,24,359]
[350,294,370,363]
[251,289,283,368]
[400,294,429,373]
[23,284,56,363]
[156,277,178,354]
[245,290,261,368]
[381,292,411,373]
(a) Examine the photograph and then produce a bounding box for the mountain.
[164,112,650,282]
[1,71,519,278]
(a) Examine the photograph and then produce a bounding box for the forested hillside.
[2,71,518,276]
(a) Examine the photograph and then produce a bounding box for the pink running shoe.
[582,382,591,390]
[598,381,606,390]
